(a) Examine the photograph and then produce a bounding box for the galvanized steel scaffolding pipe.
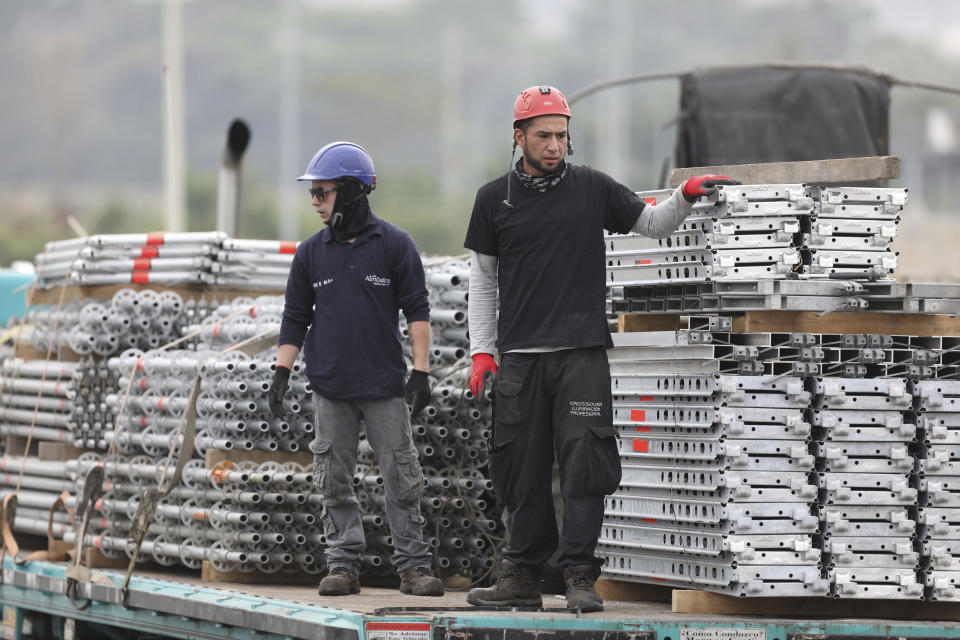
[0,357,115,448]
[5,246,503,581]
[60,258,502,580]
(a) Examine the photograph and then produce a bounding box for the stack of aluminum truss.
[34,232,226,288]
[806,187,903,279]
[915,379,960,600]
[610,279,869,315]
[610,281,960,316]
[607,185,810,285]
[606,185,906,289]
[27,289,186,356]
[0,358,115,448]
[599,324,827,597]
[207,239,298,290]
[598,321,940,598]
[814,376,921,598]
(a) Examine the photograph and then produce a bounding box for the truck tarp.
[674,66,891,168]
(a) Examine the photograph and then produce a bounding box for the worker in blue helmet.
[269,141,442,597]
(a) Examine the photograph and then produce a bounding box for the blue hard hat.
[297,141,376,187]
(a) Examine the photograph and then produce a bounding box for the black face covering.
[327,178,374,241]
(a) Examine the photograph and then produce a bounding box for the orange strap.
[18,490,75,563]
[1,494,19,564]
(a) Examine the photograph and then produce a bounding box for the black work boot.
[563,565,603,612]
[466,561,542,607]
[400,566,445,596]
[318,566,360,596]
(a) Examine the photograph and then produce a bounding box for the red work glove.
[682,174,741,202]
[469,353,498,399]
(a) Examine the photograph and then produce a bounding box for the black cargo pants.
[489,346,621,569]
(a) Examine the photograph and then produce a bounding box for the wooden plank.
[672,589,960,621]
[668,155,900,187]
[37,441,89,462]
[4,436,38,458]
[205,448,313,470]
[12,343,86,362]
[85,548,131,569]
[595,578,672,603]
[27,283,282,307]
[732,311,960,336]
[201,560,317,585]
[618,314,685,333]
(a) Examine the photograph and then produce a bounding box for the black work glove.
[268,365,291,418]
[405,369,431,417]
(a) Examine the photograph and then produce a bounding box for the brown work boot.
[563,565,603,612]
[400,566,445,596]
[318,566,360,596]
[466,561,542,607]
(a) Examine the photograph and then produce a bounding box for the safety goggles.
[308,186,337,201]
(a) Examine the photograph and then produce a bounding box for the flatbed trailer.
[3,558,960,640]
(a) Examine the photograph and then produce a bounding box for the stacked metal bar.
[598,322,940,598]
[805,186,903,279]
[599,322,826,597]
[62,258,499,580]
[610,281,960,316]
[34,232,226,287]
[65,454,324,575]
[0,357,115,448]
[206,239,299,290]
[607,185,811,286]
[813,373,921,598]
[915,376,960,600]
[609,279,868,315]
[0,457,75,540]
[606,186,907,311]
[26,289,185,356]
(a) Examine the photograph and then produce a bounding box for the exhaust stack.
[216,119,251,236]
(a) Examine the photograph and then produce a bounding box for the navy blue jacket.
[279,215,430,400]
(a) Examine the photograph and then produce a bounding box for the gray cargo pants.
[310,394,432,576]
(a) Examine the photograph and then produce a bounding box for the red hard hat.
[513,85,571,127]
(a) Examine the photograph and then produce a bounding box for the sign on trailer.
[366,621,432,640]
[680,628,767,640]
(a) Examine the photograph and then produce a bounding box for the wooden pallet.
[37,441,89,461]
[595,578,672,603]
[27,282,282,308]
[668,155,900,187]
[4,436,38,458]
[10,343,88,362]
[618,310,960,337]
[672,589,960,621]
[85,547,131,569]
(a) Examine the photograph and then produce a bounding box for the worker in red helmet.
[464,86,738,612]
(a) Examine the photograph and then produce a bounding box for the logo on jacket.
[569,401,603,417]
[365,274,391,287]
[313,278,334,288]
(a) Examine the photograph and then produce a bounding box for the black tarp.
[674,66,891,168]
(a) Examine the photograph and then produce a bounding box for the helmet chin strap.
[503,131,572,208]
[502,140,518,209]
[328,211,344,228]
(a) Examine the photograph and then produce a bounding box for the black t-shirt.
[464,164,644,352]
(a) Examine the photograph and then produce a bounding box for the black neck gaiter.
[514,158,567,192]
[327,179,374,241]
